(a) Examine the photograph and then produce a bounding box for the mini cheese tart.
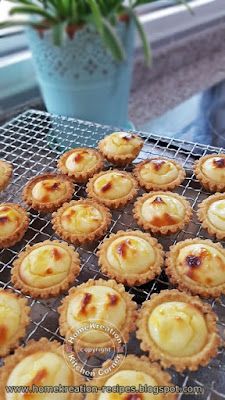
[136,289,220,372]
[86,355,176,400]
[11,240,80,298]
[194,153,225,192]
[97,230,164,286]
[0,290,30,357]
[98,131,143,166]
[165,238,225,298]
[0,160,12,192]
[0,203,29,249]
[134,157,185,191]
[87,170,138,209]
[198,193,225,239]
[23,173,74,213]
[58,279,137,349]
[52,199,111,245]
[0,338,84,400]
[133,191,192,235]
[58,147,104,183]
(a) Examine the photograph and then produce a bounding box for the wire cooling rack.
[0,109,225,399]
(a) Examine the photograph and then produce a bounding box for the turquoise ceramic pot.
[27,21,134,127]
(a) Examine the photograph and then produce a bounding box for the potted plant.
[1,1,187,127]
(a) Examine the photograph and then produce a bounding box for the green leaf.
[52,22,65,45]
[129,9,151,67]
[101,18,125,62]
[9,5,57,22]
[86,0,104,35]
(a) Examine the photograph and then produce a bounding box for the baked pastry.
[58,147,104,183]
[0,203,29,248]
[98,131,143,166]
[136,289,220,372]
[52,199,111,245]
[97,230,164,286]
[134,157,185,191]
[165,238,225,298]
[133,191,192,235]
[194,153,225,192]
[58,279,137,349]
[0,338,84,400]
[0,160,12,191]
[23,173,74,213]
[198,193,225,239]
[86,355,176,400]
[0,289,30,357]
[87,170,138,209]
[11,240,80,298]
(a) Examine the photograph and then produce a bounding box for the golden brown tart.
[198,193,225,239]
[98,131,143,166]
[165,238,225,298]
[136,289,220,372]
[0,289,30,357]
[52,199,111,245]
[11,240,80,298]
[86,355,177,400]
[58,279,137,350]
[97,230,164,286]
[23,173,74,213]
[134,157,185,191]
[133,191,192,235]
[0,203,29,248]
[0,160,12,191]
[87,170,138,209]
[0,338,84,400]
[194,153,225,192]
[58,147,104,183]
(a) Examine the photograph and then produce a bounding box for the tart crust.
[133,191,192,235]
[0,160,12,191]
[0,203,30,248]
[98,131,143,166]
[22,173,74,213]
[0,338,84,400]
[52,199,111,245]
[0,289,30,357]
[86,169,138,209]
[58,147,104,183]
[165,238,225,298]
[197,193,225,239]
[194,153,225,192]
[97,230,164,286]
[136,289,220,372]
[133,157,186,191]
[86,355,177,399]
[58,278,137,350]
[11,240,80,298]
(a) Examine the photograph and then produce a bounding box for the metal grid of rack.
[0,109,225,399]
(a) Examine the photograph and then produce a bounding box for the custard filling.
[61,204,103,234]
[93,172,133,200]
[103,132,141,156]
[67,286,126,344]
[66,150,97,172]
[20,245,71,288]
[0,292,21,347]
[148,301,208,357]
[99,370,162,400]
[0,206,22,238]
[141,195,185,227]
[6,351,73,400]
[140,160,179,185]
[176,243,225,287]
[207,199,225,231]
[201,157,225,183]
[106,236,155,274]
[32,179,67,203]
